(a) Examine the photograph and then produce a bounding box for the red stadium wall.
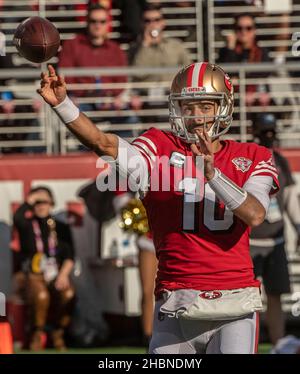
[0,149,298,225]
[0,153,108,225]
[280,149,300,173]
[0,153,99,195]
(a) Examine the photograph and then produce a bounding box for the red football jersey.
[131,128,279,296]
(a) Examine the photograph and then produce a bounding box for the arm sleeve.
[112,129,159,193]
[113,137,150,193]
[248,146,280,195]
[243,175,273,213]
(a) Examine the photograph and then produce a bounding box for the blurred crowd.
[0,0,299,152]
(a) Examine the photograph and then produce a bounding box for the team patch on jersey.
[232,157,252,172]
[169,152,186,168]
[199,291,222,300]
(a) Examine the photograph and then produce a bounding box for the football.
[13,16,60,63]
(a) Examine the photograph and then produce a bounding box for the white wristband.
[52,96,80,124]
[208,168,247,211]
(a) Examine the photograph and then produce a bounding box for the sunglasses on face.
[34,200,52,206]
[89,19,108,25]
[236,25,255,32]
[144,17,163,24]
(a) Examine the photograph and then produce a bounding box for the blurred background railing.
[208,0,300,63]
[1,0,300,154]
[1,63,300,153]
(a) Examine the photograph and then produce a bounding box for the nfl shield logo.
[232,157,252,172]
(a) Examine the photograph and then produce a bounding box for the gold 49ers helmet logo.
[232,157,252,172]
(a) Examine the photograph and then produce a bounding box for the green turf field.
[16,344,272,354]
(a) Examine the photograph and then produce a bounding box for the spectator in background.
[130,4,191,123]
[74,0,112,24]
[250,113,300,347]
[59,4,139,138]
[218,13,271,108]
[13,187,75,351]
[130,4,191,81]
[114,0,147,43]
[59,4,125,106]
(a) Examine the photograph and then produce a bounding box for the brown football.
[13,16,60,63]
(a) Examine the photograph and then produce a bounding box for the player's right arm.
[37,65,118,158]
[66,112,118,158]
[38,65,153,191]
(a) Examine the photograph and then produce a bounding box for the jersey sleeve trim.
[115,137,150,192]
[250,168,278,179]
[134,135,158,154]
[249,150,279,194]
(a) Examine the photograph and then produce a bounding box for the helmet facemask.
[169,92,233,143]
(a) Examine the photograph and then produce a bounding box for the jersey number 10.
[179,178,234,232]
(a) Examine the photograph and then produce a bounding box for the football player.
[38,62,279,354]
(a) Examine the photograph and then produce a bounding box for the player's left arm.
[207,168,272,228]
[191,129,277,228]
[234,176,273,227]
